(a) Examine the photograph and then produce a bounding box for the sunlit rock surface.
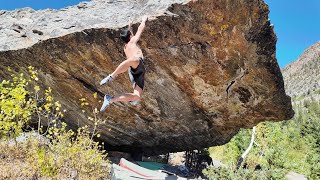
[0,0,293,155]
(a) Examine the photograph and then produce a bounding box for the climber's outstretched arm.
[130,16,147,43]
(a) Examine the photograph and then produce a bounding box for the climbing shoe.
[100,74,114,85]
[100,95,113,112]
[129,100,139,106]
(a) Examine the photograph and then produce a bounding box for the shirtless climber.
[100,16,148,112]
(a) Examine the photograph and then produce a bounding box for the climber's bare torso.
[123,37,144,70]
[124,42,143,60]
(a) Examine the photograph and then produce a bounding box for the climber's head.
[120,29,131,44]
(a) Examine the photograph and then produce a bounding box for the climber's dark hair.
[120,29,131,43]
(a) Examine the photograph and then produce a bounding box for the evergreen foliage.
[204,99,320,179]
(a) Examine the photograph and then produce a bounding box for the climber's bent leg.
[111,58,139,78]
[100,58,139,86]
[110,85,143,103]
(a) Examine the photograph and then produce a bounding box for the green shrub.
[25,123,110,179]
[203,166,286,180]
[0,67,111,179]
[205,101,320,179]
[0,67,36,139]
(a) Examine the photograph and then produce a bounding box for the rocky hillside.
[0,0,293,155]
[282,42,320,99]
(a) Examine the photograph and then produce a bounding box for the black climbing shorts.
[128,57,146,90]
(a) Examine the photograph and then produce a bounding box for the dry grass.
[0,140,111,180]
[0,141,36,180]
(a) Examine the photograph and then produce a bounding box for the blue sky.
[0,0,319,68]
[0,0,85,10]
[264,0,320,68]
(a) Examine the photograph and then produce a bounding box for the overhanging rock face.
[0,0,294,155]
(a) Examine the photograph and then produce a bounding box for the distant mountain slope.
[282,42,320,98]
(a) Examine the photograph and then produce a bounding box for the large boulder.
[0,0,293,155]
